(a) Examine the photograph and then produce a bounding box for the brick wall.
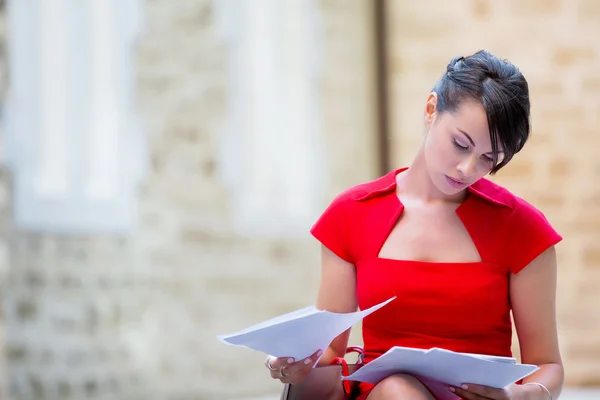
[386,0,600,386]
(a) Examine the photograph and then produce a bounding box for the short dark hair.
[432,50,531,174]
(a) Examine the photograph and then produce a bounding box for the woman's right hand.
[265,349,324,385]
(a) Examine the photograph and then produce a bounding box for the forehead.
[446,100,488,135]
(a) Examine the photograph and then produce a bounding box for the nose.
[457,155,477,179]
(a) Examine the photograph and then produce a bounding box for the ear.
[424,92,438,125]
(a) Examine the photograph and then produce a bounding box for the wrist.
[509,383,552,400]
[507,383,527,400]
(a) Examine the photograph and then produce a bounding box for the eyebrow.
[458,129,476,147]
[458,129,504,155]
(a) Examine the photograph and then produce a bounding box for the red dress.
[310,168,562,400]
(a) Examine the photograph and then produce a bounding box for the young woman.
[265,50,563,400]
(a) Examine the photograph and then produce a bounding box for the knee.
[367,374,434,400]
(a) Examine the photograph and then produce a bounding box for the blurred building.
[0,1,597,399]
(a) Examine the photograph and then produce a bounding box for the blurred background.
[0,0,598,399]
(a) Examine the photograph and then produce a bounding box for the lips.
[445,175,468,188]
[447,176,467,185]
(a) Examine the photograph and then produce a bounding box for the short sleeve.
[505,198,562,274]
[310,193,355,264]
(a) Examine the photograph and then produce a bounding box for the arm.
[509,246,564,400]
[265,244,357,384]
[315,244,358,366]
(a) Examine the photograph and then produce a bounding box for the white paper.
[343,347,538,400]
[461,352,516,364]
[217,297,396,360]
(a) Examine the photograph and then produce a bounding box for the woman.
[265,50,563,400]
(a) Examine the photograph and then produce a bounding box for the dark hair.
[432,50,530,174]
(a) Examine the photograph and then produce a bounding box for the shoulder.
[470,177,553,223]
[326,170,398,207]
[311,174,393,264]
[471,178,562,273]
[311,170,401,264]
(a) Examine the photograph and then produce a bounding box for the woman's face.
[423,94,502,196]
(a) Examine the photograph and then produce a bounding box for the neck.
[397,146,467,204]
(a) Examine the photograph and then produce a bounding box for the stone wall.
[386,0,600,386]
[0,1,597,400]
[0,1,378,399]
[0,1,11,399]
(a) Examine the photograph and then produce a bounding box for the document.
[217,297,396,361]
[343,347,538,400]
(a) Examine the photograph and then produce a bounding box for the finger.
[449,386,487,400]
[311,348,324,358]
[460,383,510,399]
[264,355,283,371]
[268,356,295,370]
[276,362,304,384]
[278,349,324,380]
[270,356,310,381]
[285,349,323,371]
[267,357,295,380]
[268,347,322,370]
[308,348,324,364]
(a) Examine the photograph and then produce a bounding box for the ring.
[266,356,277,371]
[278,365,288,379]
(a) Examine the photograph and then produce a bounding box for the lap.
[365,374,436,400]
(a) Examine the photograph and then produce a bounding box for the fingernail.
[317,349,324,356]
[461,384,468,390]
[448,387,455,393]
[287,358,294,364]
[304,358,311,365]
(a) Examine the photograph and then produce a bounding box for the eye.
[452,140,468,151]
[482,154,494,163]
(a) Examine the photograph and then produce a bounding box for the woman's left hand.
[449,383,524,400]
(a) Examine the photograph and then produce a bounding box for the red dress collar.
[352,167,513,209]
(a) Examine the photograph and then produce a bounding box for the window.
[4,0,145,234]
[215,0,325,238]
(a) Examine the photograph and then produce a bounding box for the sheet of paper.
[344,346,538,393]
[217,297,396,361]
[458,351,516,364]
[421,348,537,387]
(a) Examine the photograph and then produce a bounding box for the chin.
[437,185,464,196]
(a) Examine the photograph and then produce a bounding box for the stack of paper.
[217,297,396,361]
[343,346,538,400]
